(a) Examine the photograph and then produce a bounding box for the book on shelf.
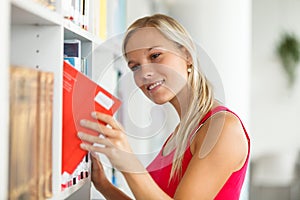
[62,61,121,181]
[64,39,81,58]
[90,0,107,39]
[63,0,90,31]
[64,39,82,72]
[44,72,54,198]
[107,0,126,36]
[81,57,88,75]
[62,0,126,39]
[30,0,127,41]
[99,0,107,39]
[9,66,54,200]
[37,71,54,198]
[64,39,89,75]
[33,0,56,11]
[82,0,90,30]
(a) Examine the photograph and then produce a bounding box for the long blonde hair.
[122,14,214,181]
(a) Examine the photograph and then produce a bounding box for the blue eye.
[130,65,141,72]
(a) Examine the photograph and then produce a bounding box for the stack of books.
[9,66,54,199]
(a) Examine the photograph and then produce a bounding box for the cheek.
[161,56,188,75]
[162,60,188,81]
[168,71,187,91]
[133,72,143,88]
[162,63,188,93]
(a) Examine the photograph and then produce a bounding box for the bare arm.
[173,112,248,199]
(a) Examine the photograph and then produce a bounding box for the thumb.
[91,152,102,171]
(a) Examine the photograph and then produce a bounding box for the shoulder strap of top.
[190,106,250,155]
[189,106,230,141]
[199,105,229,124]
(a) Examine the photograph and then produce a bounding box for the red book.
[62,61,121,174]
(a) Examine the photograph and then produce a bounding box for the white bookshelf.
[0,0,10,199]
[0,0,127,199]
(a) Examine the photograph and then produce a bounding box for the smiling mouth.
[147,80,165,90]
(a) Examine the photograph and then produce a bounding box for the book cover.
[64,57,82,72]
[64,39,81,58]
[62,61,121,174]
[64,39,82,72]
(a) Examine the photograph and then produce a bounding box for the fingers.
[90,152,108,187]
[78,132,113,147]
[91,112,124,131]
[90,151,99,160]
[80,120,117,138]
[90,153,99,163]
[79,142,110,155]
[90,153,103,171]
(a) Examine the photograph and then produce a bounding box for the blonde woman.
[78,14,250,200]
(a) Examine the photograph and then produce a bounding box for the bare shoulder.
[174,111,249,199]
[192,111,249,171]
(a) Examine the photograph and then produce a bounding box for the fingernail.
[91,151,97,158]
[80,143,86,149]
[77,132,83,138]
[91,112,97,118]
[80,119,86,126]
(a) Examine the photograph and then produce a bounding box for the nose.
[140,63,155,79]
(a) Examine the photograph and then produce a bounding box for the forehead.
[125,27,176,54]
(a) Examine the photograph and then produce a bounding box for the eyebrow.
[127,46,163,66]
[148,45,162,51]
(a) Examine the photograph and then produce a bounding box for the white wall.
[126,0,153,26]
[251,0,300,158]
[169,0,251,125]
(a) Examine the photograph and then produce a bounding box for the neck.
[169,85,191,119]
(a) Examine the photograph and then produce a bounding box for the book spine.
[44,72,54,198]
[37,71,47,200]
[32,0,56,10]
[99,0,107,39]
[9,66,39,200]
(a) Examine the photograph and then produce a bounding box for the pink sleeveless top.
[147,106,250,199]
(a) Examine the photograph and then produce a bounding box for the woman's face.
[125,27,191,105]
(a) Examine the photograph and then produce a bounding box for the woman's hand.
[90,152,133,200]
[79,112,169,200]
[90,153,108,191]
[78,112,145,173]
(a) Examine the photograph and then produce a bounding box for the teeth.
[148,80,163,90]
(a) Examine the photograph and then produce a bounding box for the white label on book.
[94,91,114,110]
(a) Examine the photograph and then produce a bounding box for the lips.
[147,80,164,91]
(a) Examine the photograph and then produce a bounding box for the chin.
[153,101,166,105]
[149,96,171,105]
